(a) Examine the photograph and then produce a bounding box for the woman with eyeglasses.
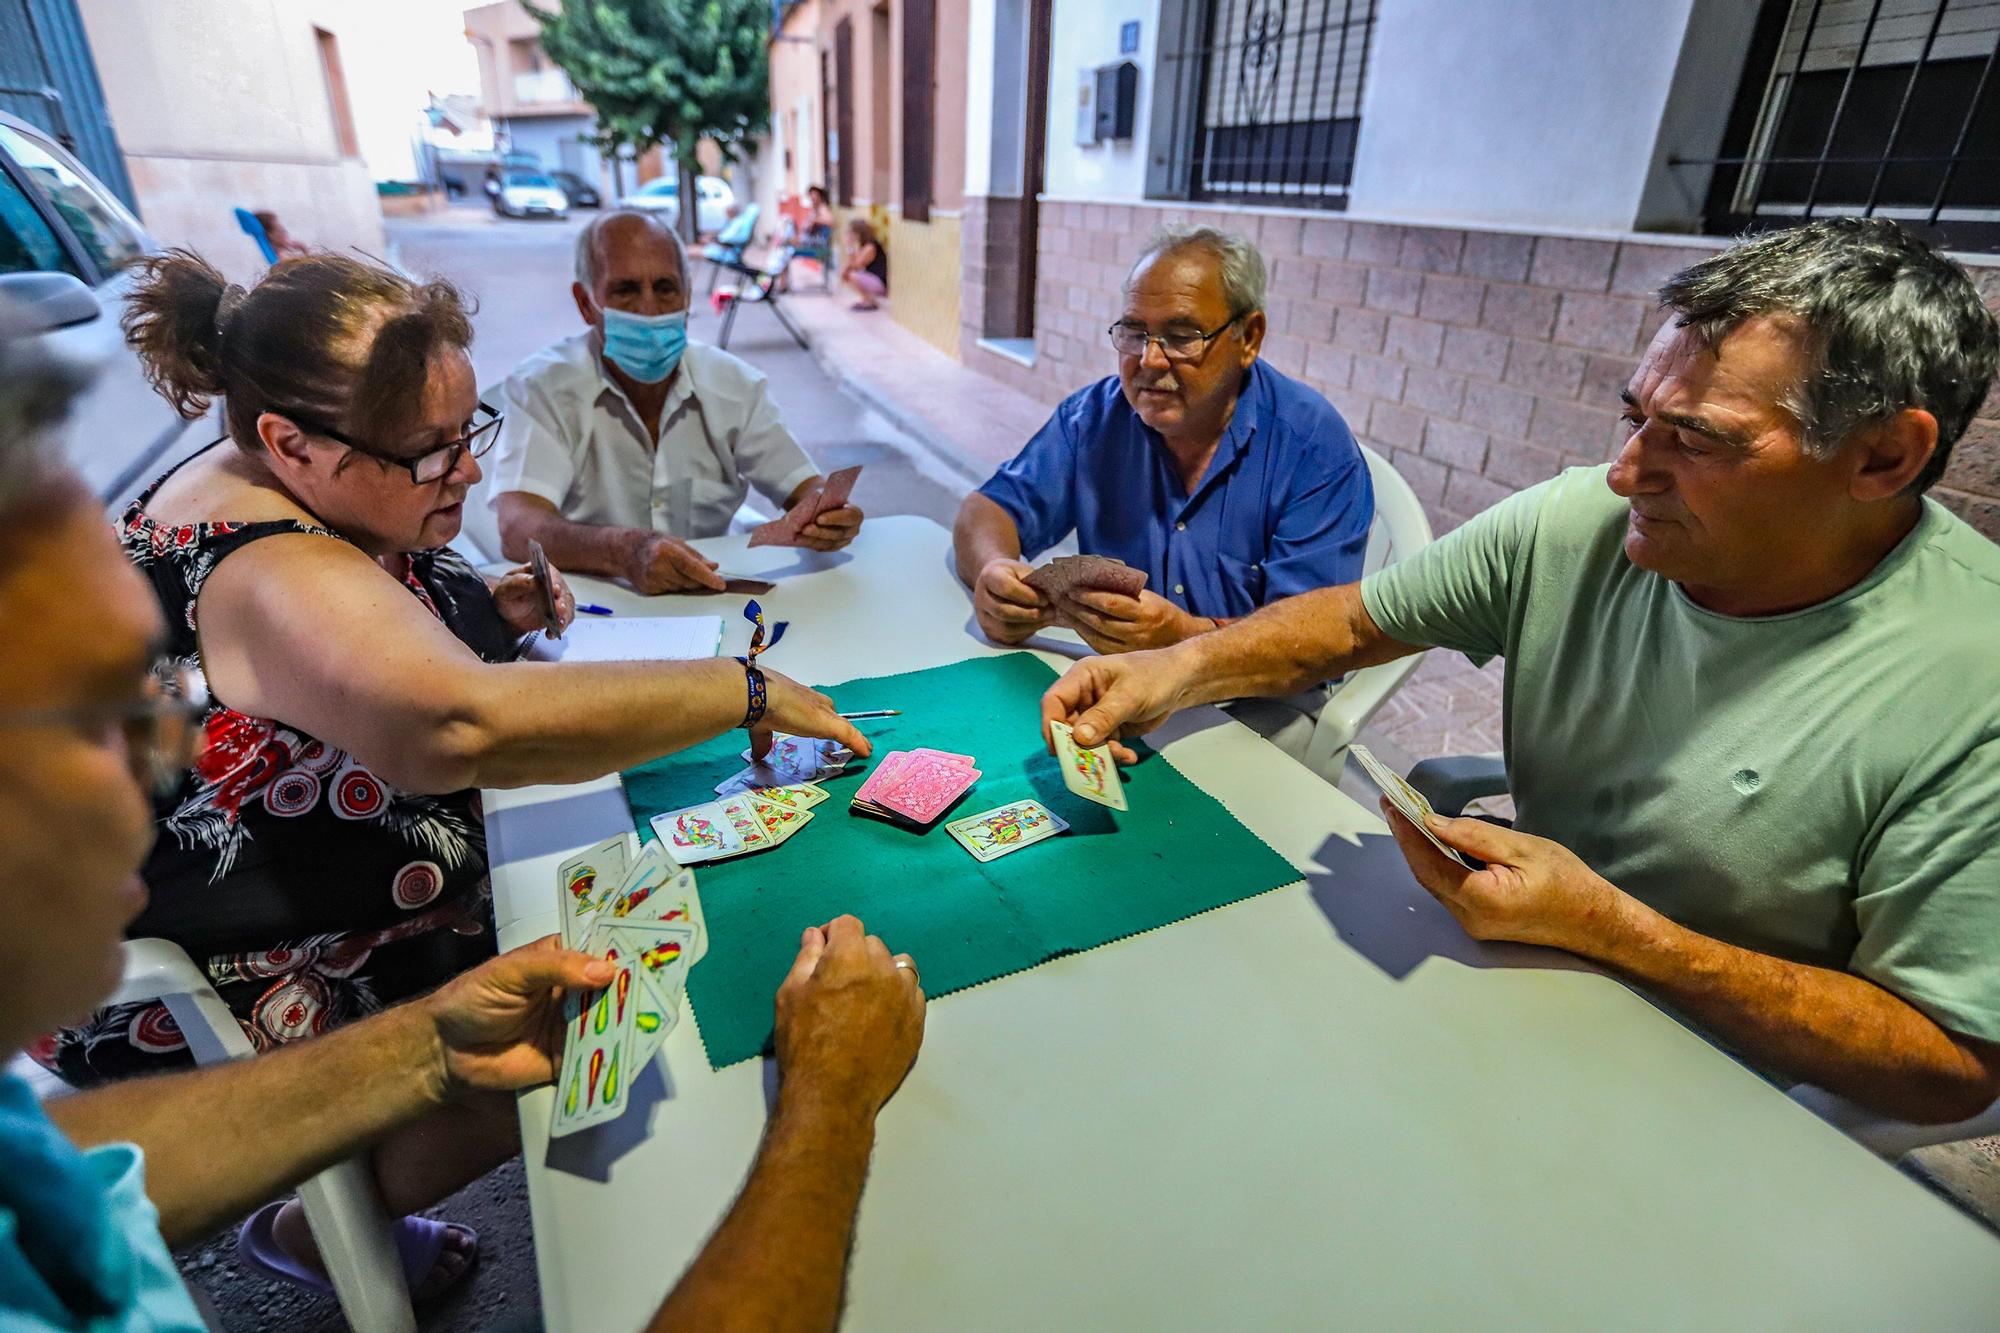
[41,248,870,1299]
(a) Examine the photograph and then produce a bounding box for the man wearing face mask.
[490,210,863,593]
[953,224,1373,653]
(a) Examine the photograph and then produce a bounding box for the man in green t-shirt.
[1041,218,2000,1124]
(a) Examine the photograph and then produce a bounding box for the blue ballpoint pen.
[576,603,615,616]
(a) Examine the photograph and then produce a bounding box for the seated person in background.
[251,210,307,260]
[58,248,868,1296]
[806,184,835,249]
[839,218,888,312]
[490,210,862,594]
[0,341,924,1329]
[956,224,1373,655]
[1043,218,2000,1125]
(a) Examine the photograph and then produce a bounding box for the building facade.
[955,0,2000,539]
[67,0,384,277]
[769,0,970,359]
[464,0,608,194]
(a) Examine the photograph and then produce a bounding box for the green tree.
[524,0,770,241]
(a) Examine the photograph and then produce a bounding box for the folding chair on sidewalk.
[713,246,810,352]
[115,939,418,1333]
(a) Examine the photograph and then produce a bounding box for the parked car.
[0,111,199,506]
[618,174,735,234]
[549,169,602,209]
[493,170,570,220]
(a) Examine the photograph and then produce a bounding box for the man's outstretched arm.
[1385,809,2000,1123]
[650,917,925,1332]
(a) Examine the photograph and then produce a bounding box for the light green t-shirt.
[1361,465,2000,1043]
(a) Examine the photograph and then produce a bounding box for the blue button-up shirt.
[978,360,1374,620]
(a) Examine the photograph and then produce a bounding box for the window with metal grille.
[1685,0,2000,250]
[1152,0,1376,210]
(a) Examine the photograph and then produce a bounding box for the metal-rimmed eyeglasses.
[1106,313,1245,363]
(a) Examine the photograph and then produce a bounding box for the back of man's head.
[1124,224,1267,316]
[1659,218,1999,493]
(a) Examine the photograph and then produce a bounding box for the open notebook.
[523,614,725,663]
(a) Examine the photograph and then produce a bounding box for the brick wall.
[986,200,2000,540]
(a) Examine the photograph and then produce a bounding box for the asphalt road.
[174,204,977,1331]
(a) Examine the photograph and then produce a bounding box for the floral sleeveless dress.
[36,457,520,1086]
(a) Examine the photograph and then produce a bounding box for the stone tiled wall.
[887,210,963,358]
[994,200,2000,540]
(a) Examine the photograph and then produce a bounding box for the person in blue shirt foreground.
[954,223,1374,654]
[0,328,925,1330]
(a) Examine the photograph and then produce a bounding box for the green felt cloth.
[619,653,1301,1067]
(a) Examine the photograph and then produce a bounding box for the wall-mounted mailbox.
[1093,61,1138,142]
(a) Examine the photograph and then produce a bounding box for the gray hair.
[0,331,89,573]
[1659,217,1998,494]
[1124,223,1267,316]
[573,207,692,294]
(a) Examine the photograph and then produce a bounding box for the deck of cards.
[1049,719,1128,811]
[1025,554,1148,622]
[1350,744,1471,868]
[551,834,709,1137]
[850,747,981,828]
[749,464,862,547]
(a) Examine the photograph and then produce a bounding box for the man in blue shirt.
[0,326,924,1330]
[954,224,1373,654]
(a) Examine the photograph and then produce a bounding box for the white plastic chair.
[114,939,418,1333]
[1232,443,1433,780]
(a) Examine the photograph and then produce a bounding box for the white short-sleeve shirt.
[486,331,820,538]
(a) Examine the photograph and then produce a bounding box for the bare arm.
[496,492,725,594]
[195,534,866,792]
[650,917,925,1332]
[1387,809,2000,1123]
[952,494,1050,646]
[1041,582,1424,757]
[48,942,609,1245]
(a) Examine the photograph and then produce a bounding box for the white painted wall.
[1346,0,1700,231]
[1042,0,1159,201]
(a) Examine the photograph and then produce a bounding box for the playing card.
[555,833,633,948]
[528,538,562,639]
[1050,719,1128,811]
[551,961,639,1137]
[748,794,814,844]
[870,749,980,825]
[603,848,708,960]
[810,464,862,517]
[851,750,913,808]
[716,794,776,851]
[1066,554,1148,598]
[597,920,698,1012]
[651,801,747,865]
[747,515,796,547]
[945,799,1069,862]
[1350,744,1472,868]
[736,735,852,785]
[734,781,826,810]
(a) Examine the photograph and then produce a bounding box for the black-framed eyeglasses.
[1107,313,1245,363]
[0,658,209,797]
[285,402,504,485]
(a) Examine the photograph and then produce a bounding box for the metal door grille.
[0,0,135,212]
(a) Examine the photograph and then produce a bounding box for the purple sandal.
[236,1200,479,1302]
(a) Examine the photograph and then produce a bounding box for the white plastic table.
[485,515,2000,1331]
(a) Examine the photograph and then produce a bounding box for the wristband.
[736,656,768,729]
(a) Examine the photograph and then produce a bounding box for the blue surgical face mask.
[599,307,687,383]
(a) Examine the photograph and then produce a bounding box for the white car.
[493,171,569,220]
[617,175,734,234]
[0,111,201,507]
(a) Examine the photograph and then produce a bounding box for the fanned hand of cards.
[749,465,862,547]
[1350,743,1472,868]
[551,835,709,1137]
[1024,554,1147,628]
[850,747,980,828]
[649,734,848,865]
[1049,719,1128,811]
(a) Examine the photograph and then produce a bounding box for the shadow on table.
[1303,828,1592,983]
[721,549,854,582]
[543,1057,677,1180]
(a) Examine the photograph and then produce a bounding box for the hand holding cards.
[1050,719,1128,810]
[551,836,711,1137]
[1024,554,1148,627]
[749,465,863,547]
[1350,744,1472,868]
